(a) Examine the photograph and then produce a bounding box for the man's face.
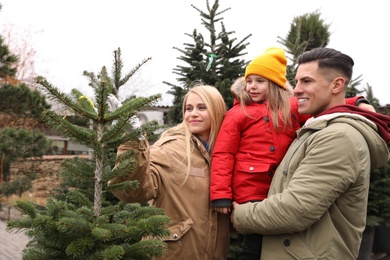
[294,61,334,116]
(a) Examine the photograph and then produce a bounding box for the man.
[231,47,390,259]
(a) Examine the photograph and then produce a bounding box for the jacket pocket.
[281,234,317,259]
[163,218,193,242]
[235,160,272,173]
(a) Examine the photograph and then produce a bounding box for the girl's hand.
[213,206,231,214]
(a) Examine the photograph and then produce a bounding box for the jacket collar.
[313,105,390,144]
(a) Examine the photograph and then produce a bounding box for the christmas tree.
[7,48,170,259]
[165,0,251,124]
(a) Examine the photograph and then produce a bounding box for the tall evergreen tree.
[165,0,251,124]
[278,10,365,99]
[0,25,50,205]
[7,49,170,259]
[0,34,18,79]
[278,10,330,86]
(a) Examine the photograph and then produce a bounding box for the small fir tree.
[7,48,170,259]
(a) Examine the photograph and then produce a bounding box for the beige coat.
[234,113,389,259]
[110,130,230,260]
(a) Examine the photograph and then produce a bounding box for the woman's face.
[184,92,211,142]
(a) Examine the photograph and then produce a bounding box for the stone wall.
[9,155,88,201]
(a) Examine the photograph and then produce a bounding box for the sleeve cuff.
[355,97,371,106]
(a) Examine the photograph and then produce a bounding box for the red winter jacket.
[210,96,364,207]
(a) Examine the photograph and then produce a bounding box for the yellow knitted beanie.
[244,47,287,89]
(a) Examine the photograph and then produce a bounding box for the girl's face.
[245,74,269,102]
[184,92,211,142]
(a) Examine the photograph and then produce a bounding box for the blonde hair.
[162,85,226,182]
[266,81,292,132]
[239,80,292,132]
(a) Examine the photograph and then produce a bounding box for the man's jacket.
[233,111,389,259]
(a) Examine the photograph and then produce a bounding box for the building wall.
[139,111,164,125]
[9,155,87,201]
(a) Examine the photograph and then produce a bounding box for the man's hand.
[358,102,376,112]
[230,201,239,228]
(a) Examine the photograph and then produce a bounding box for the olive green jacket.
[233,113,389,259]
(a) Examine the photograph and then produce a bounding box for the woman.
[109,84,229,259]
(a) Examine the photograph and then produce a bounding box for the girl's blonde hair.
[239,80,292,132]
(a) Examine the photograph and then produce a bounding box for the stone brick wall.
[9,155,88,200]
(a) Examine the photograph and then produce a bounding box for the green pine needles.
[6,48,170,259]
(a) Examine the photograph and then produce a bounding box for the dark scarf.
[316,104,390,144]
[195,135,210,152]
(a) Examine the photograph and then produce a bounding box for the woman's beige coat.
[233,113,389,259]
[110,130,230,260]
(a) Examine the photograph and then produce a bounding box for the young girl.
[210,47,369,259]
[109,84,229,259]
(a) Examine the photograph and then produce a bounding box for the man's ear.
[332,77,345,94]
